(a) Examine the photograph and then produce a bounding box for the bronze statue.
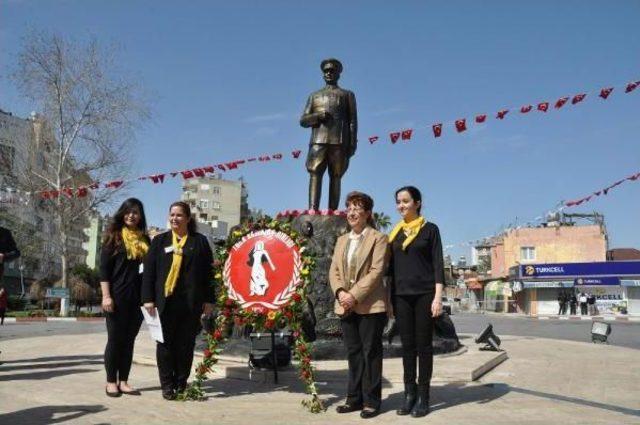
[300,58,357,210]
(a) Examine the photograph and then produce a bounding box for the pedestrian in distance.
[329,191,389,419]
[569,292,578,315]
[587,293,597,315]
[388,186,445,418]
[557,291,567,315]
[100,198,150,397]
[0,225,20,325]
[579,292,588,315]
[141,201,215,401]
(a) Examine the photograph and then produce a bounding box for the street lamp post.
[19,260,25,299]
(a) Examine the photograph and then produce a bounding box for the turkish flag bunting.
[520,105,532,113]
[554,97,569,108]
[599,87,613,99]
[170,172,179,178]
[571,93,587,104]
[432,123,442,138]
[226,162,238,169]
[401,129,413,140]
[247,158,257,162]
[236,159,246,165]
[368,136,379,144]
[150,174,166,184]
[292,150,302,158]
[475,114,487,123]
[259,156,271,161]
[105,180,124,189]
[203,166,215,173]
[62,188,73,198]
[496,110,509,119]
[180,170,194,179]
[389,132,401,144]
[628,173,640,181]
[625,81,639,93]
[217,164,227,171]
[77,187,88,198]
[272,153,283,160]
[455,119,467,133]
[537,102,549,112]
[192,168,205,177]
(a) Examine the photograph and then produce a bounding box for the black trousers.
[157,293,202,391]
[0,307,6,325]
[340,312,386,409]
[394,293,435,389]
[580,302,588,315]
[104,300,143,383]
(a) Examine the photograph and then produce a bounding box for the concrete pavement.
[0,328,639,424]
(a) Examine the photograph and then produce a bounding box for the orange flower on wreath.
[267,311,278,321]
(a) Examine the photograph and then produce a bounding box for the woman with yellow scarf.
[100,198,150,397]
[142,201,215,400]
[388,186,445,418]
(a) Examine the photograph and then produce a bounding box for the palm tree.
[373,212,392,232]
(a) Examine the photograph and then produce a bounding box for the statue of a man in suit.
[300,58,357,210]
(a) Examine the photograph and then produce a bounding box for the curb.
[3,317,105,323]
[532,315,639,322]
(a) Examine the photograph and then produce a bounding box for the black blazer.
[141,231,215,315]
[0,226,20,277]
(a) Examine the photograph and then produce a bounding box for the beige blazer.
[329,226,389,315]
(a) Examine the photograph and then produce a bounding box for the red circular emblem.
[224,229,301,313]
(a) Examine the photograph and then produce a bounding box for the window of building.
[200,213,208,221]
[520,246,536,261]
[212,201,221,210]
[213,186,221,195]
[199,199,209,209]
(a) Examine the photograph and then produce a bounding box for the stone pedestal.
[288,214,348,336]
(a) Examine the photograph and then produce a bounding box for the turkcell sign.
[519,261,640,279]
[574,277,620,286]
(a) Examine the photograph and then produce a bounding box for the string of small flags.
[564,170,640,207]
[366,79,638,144]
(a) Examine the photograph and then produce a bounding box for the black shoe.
[410,385,430,418]
[162,388,177,401]
[105,386,122,398]
[360,407,380,419]
[336,403,363,413]
[396,383,417,415]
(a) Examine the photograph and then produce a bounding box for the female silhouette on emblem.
[247,241,276,296]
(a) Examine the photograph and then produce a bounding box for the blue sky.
[1,0,639,260]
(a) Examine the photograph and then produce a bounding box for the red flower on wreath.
[213,329,223,341]
[204,348,212,358]
[225,298,235,307]
[292,293,302,302]
[264,319,275,329]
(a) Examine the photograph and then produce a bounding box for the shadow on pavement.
[506,385,640,417]
[0,404,107,425]
[383,381,510,414]
[0,368,98,382]
[0,354,103,364]
[0,360,102,372]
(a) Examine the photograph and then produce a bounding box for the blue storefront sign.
[519,261,640,279]
[574,277,620,286]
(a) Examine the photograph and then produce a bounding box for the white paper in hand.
[141,307,164,343]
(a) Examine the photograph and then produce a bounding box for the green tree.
[373,212,392,232]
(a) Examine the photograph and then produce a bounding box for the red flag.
[455,119,467,133]
[554,97,569,109]
[292,150,302,158]
[170,172,179,178]
[432,123,442,138]
[77,187,88,198]
[180,170,195,179]
[496,110,509,119]
[599,87,613,99]
[625,81,639,93]
[259,156,271,162]
[401,129,413,140]
[192,168,205,177]
[203,166,215,173]
[272,153,283,160]
[475,114,487,123]
[61,187,73,198]
[150,174,166,184]
[217,164,227,171]
[389,132,401,144]
[105,180,123,189]
[226,162,238,169]
[571,93,587,104]
[368,136,379,144]
[236,159,246,165]
[520,105,532,113]
[537,102,549,112]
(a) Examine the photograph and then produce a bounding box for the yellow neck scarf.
[388,216,426,250]
[164,231,188,297]
[121,227,149,260]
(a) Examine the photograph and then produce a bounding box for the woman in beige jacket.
[329,191,389,419]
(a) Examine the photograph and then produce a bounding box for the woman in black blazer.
[100,198,150,397]
[141,201,215,400]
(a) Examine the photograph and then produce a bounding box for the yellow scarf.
[121,227,149,260]
[388,216,426,250]
[164,231,188,297]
